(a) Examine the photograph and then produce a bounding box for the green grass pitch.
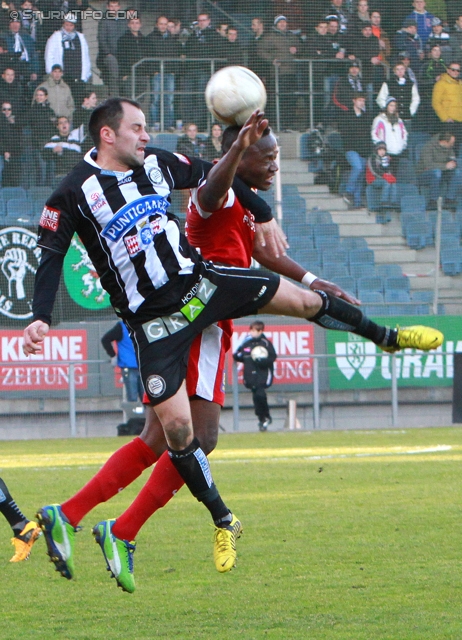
[1,427,462,639]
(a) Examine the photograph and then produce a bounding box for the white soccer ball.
[205,66,267,126]
[251,345,269,361]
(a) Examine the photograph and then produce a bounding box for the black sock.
[0,477,28,533]
[311,290,397,348]
[168,437,230,523]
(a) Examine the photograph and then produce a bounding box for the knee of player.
[197,428,218,455]
[163,416,193,449]
[300,289,323,318]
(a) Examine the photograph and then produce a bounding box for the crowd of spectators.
[1,0,462,202]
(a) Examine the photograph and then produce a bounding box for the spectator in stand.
[145,15,179,131]
[426,16,452,60]
[418,43,447,129]
[184,12,222,130]
[257,15,299,130]
[38,63,74,120]
[216,23,228,39]
[366,140,399,211]
[405,0,435,45]
[332,60,364,113]
[0,101,23,186]
[176,122,205,157]
[395,18,425,73]
[222,27,243,66]
[370,10,392,69]
[116,14,146,96]
[18,0,40,42]
[73,88,98,152]
[272,0,306,32]
[3,17,39,86]
[339,92,372,208]
[371,97,409,175]
[350,0,371,35]
[451,13,462,63]
[101,321,143,403]
[326,0,351,34]
[0,37,17,73]
[447,1,462,26]
[305,18,334,124]
[416,130,462,208]
[97,0,128,97]
[30,86,56,183]
[0,66,25,117]
[44,13,91,104]
[351,21,384,104]
[247,17,270,86]
[397,50,418,82]
[376,61,420,128]
[42,115,82,179]
[203,123,222,161]
[432,60,462,142]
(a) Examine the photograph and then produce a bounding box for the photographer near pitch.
[233,320,277,431]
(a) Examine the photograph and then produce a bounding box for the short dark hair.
[250,320,264,331]
[88,97,141,147]
[221,124,271,154]
[36,86,48,95]
[439,131,455,142]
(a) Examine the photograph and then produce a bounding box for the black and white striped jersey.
[36,147,207,323]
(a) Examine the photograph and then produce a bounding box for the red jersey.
[185,184,255,268]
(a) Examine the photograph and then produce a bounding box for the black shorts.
[130,262,280,406]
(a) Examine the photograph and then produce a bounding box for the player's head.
[221,124,278,191]
[89,97,150,168]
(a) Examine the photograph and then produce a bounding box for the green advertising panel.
[63,235,111,310]
[326,316,461,390]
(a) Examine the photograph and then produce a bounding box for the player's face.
[112,103,150,169]
[238,133,278,191]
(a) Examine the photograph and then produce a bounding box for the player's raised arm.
[197,110,268,213]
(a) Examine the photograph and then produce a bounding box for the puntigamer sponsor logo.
[101,195,169,242]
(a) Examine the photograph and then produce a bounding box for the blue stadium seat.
[306,209,333,225]
[322,263,348,280]
[0,187,28,202]
[385,276,411,292]
[384,289,411,303]
[151,133,179,152]
[6,198,32,220]
[350,263,375,279]
[321,248,347,267]
[411,290,434,303]
[349,248,375,266]
[315,235,340,251]
[356,276,383,293]
[405,220,431,249]
[28,186,52,203]
[282,184,299,196]
[357,290,384,303]
[334,275,356,295]
[376,264,403,278]
[441,248,462,275]
[340,237,368,251]
[400,194,426,214]
[363,304,389,316]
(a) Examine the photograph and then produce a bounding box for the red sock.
[112,450,184,541]
[62,437,157,527]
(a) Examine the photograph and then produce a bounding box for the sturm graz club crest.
[335,336,377,380]
[0,227,40,319]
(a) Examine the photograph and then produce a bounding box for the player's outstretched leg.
[380,325,443,353]
[92,519,136,593]
[10,520,42,562]
[36,504,79,579]
[213,514,242,573]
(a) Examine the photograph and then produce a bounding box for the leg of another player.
[259,278,442,351]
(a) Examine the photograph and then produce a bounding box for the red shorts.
[142,319,233,406]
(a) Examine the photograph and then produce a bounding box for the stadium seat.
[405,220,431,249]
[384,276,410,292]
[340,237,368,251]
[321,248,347,268]
[349,248,375,267]
[400,194,426,215]
[282,184,299,197]
[28,186,52,205]
[407,131,431,165]
[375,264,403,278]
[322,263,348,280]
[411,290,433,303]
[0,187,28,202]
[315,235,340,251]
[151,133,179,152]
[6,198,32,220]
[441,248,462,275]
[356,276,383,293]
[287,222,313,243]
[384,289,411,303]
[350,263,375,279]
[357,290,384,303]
[306,209,333,225]
[363,304,388,316]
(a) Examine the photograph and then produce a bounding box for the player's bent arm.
[252,245,360,305]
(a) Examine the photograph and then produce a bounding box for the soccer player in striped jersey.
[23,99,443,592]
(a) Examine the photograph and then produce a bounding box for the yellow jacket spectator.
[432,67,462,122]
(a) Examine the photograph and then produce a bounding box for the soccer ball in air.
[251,345,269,361]
[205,66,267,126]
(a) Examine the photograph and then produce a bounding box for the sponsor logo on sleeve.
[39,206,61,232]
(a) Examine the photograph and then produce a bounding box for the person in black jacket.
[233,320,277,431]
[116,14,147,96]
